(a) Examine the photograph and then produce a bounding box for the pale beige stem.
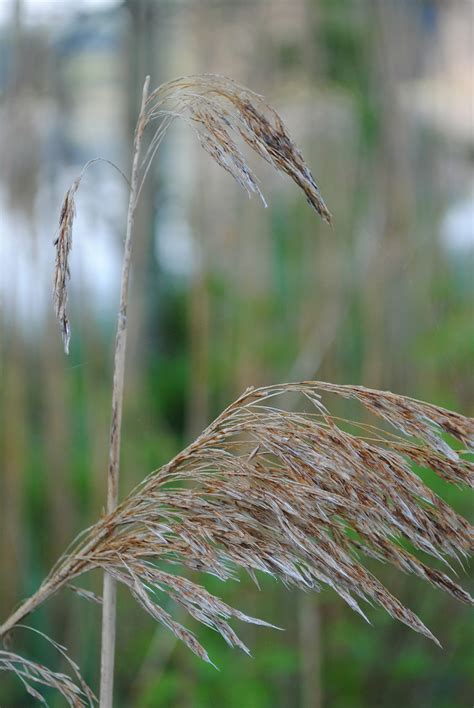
[0,516,112,640]
[99,75,150,708]
[0,587,51,638]
[0,563,78,639]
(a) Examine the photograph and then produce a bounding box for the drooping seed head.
[143,74,332,222]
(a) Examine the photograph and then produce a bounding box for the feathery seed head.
[1,382,472,704]
[38,382,473,661]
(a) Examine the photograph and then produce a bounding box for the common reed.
[1,383,473,704]
[1,75,472,705]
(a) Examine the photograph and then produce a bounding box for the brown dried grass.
[53,159,129,355]
[63,383,472,655]
[2,383,471,698]
[0,650,91,706]
[142,75,332,222]
[0,626,95,707]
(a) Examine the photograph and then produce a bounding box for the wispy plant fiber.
[142,74,332,222]
[0,623,96,708]
[2,382,471,697]
[69,382,472,654]
[0,650,92,707]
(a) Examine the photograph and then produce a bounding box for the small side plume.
[53,180,79,355]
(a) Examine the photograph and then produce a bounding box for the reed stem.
[99,74,150,708]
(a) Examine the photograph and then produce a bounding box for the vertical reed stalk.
[99,75,150,708]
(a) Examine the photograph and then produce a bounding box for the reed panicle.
[1,383,472,702]
[142,74,332,222]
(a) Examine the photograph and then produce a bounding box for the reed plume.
[0,626,95,706]
[142,74,332,222]
[0,383,472,702]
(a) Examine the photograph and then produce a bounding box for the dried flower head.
[2,382,471,682]
[75,382,471,656]
[143,74,332,222]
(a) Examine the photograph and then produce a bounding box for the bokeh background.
[0,0,473,706]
